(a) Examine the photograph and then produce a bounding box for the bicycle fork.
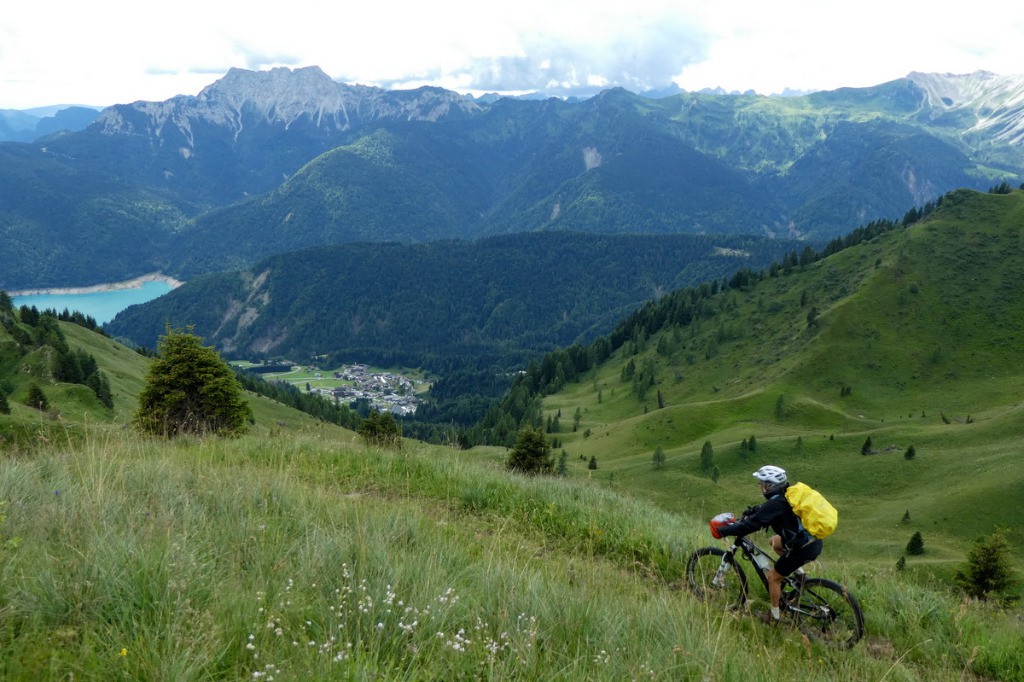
[712,549,737,588]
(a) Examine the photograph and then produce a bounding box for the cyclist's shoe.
[754,610,781,626]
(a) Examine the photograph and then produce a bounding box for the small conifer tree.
[135,328,253,437]
[774,395,786,419]
[954,530,1020,601]
[906,531,925,556]
[25,384,48,412]
[0,389,9,415]
[700,440,714,474]
[358,410,403,449]
[652,446,666,470]
[506,427,553,475]
[905,445,916,460]
[588,455,598,470]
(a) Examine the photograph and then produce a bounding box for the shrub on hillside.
[358,411,403,449]
[134,328,253,437]
[24,384,48,412]
[955,530,1020,603]
[506,428,553,475]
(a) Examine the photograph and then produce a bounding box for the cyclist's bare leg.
[766,536,785,617]
[766,566,783,610]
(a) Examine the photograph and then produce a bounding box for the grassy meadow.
[0,426,1021,681]
[1,190,1023,679]
[540,191,1024,577]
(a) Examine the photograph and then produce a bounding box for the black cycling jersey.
[717,489,813,550]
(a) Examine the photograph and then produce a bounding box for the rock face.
[63,66,484,205]
[95,66,482,141]
[907,71,1024,145]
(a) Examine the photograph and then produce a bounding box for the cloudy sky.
[3,0,1024,109]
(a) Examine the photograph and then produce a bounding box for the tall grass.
[0,429,1020,680]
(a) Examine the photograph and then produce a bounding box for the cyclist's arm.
[718,499,782,537]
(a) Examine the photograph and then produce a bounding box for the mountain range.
[2,67,1024,291]
[0,105,99,143]
[103,231,802,368]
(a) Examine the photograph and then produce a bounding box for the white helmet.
[753,465,788,492]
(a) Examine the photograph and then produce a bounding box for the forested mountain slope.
[466,190,1024,565]
[105,231,800,368]
[3,68,1024,289]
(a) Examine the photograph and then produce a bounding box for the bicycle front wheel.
[787,577,864,649]
[686,547,748,611]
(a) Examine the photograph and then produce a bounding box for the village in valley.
[234,361,427,416]
[321,364,422,416]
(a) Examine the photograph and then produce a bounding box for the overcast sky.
[3,0,1024,109]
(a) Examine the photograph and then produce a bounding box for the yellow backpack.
[785,482,838,540]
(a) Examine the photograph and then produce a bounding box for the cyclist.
[712,464,822,624]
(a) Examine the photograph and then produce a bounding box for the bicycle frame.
[718,535,786,596]
[689,530,865,648]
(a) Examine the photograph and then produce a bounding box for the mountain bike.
[687,521,864,649]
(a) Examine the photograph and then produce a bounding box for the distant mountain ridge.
[2,67,1024,290]
[0,105,99,142]
[104,231,800,366]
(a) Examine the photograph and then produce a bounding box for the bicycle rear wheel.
[786,577,864,648]
[686,547,748,611]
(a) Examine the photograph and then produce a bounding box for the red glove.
[709,512,735,539]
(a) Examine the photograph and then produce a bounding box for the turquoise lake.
[11,281,174,326]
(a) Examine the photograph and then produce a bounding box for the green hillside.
[1,193,1023,679]
[500,189,1024,570]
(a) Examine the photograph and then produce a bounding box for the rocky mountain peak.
[196,65,362,122]
[93,65,482,141]
[907,71,1024,144]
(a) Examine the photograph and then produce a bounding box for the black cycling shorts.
[775,538,822,576]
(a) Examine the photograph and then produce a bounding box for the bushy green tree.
[652,446,666,470]
[25,384,48,412]
[906,531,925,556]
[358,410,403,449]
[862,436,873,455]
[700,440,714,474]
[506,428,553,475]
[134,328,253,437]
[774,395,786,419]
[954,531,1020,602]
[85,371,113,409]
[556,449,568,477]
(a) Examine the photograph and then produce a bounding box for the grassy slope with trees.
[476,189,1024,576]
[105,231,801,440]
[1,191,1022,679]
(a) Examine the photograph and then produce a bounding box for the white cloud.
[1,0,1023,108]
